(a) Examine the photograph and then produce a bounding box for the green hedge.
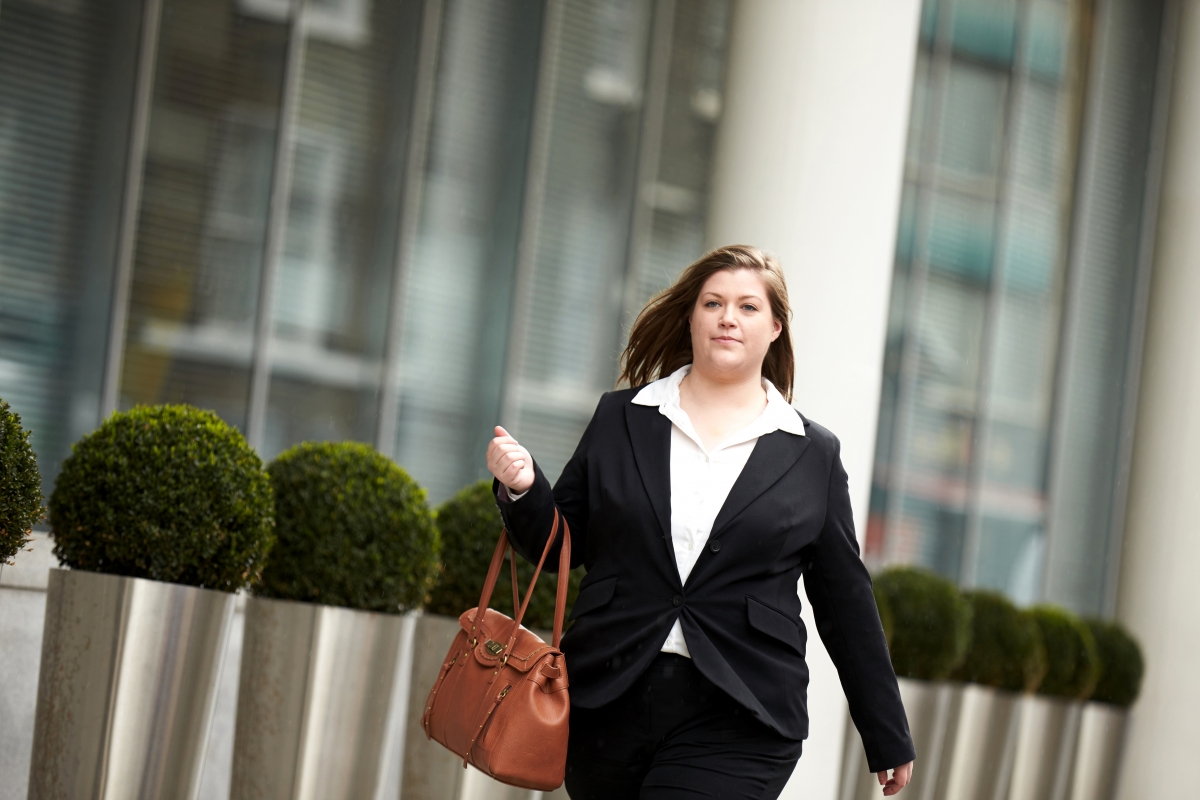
[1029,606,1101,700]
[0,399,41,565]
[1086,618,1144,707]
[49,405,274,591]
[874,567,971,681]
[952,591,1046,692]
[258,442,440,613]
[427,481,581,631]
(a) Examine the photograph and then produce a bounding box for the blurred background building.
[0,0,1196,798]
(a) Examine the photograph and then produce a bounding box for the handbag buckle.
[484,640,504,656]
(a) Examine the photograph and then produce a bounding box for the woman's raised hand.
[487,426,535,495]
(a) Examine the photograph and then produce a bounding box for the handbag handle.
[472,508,572,651]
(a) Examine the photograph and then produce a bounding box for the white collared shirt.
[631,364,806,657]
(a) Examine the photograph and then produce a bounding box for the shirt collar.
[631,364,805,440]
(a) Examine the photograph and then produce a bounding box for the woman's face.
[688,268,782,379]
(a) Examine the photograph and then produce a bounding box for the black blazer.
[495,387,915,773]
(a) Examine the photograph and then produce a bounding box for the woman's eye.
[742,304,758,312]
[705,300,720,308]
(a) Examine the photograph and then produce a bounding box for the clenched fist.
[487,426,535,495]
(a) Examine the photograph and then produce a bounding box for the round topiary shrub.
[952,590,1046,692]
[1,399,42,565]
[873,566,971,681]
[258,442,440,613]
[427,481,582,631]
[1028,605,1101,700]
[1085,618,1144,707]
[49,405,274,591]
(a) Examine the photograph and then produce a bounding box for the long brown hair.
[618,244,795,401]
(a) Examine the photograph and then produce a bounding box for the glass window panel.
[1025,0,1072,82]
[951,0,1018,64]
[937,64,1007,182]
[392,0,543,503]
[1042,0,1165,614]
[889,496,969,581]
[872,0,1164,615]
[261,0,426,460]
[920,0,941,43]
[881,269,985,576]
[986,283,1058,418]
[119,0,291,430]
[895,182,920,266]
[0,0,140,489]
[966,3,1082,588]
[926,190,996,282]
[506,0,731,483]
[1001,192,1062,294]
[1011,80,1074,192]
[635,0,730,303]
[906,52,933,168]
[504,0,655,482]
[915,273,988,417]
[975,515,1043,604]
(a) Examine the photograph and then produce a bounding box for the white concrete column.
[1115,2,1200,798]
[707,1,922,798]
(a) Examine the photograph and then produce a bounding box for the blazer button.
[672,595,683,607]
[709,540,721,552]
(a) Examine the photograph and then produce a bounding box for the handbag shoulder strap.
[471,509,572,651]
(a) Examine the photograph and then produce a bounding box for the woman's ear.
[771,318,783,341]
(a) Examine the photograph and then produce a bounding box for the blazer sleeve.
[491,394,605,572]
[801,438,916,774]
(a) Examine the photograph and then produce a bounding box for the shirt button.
[672,595,683,607]
[710,540,721,552]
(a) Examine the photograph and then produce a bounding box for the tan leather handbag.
[422,509,571,790]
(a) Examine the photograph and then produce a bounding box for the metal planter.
[839,678,954,800]
[1008,695,1084,800]
[401,613,472,800]
[28,567,235,800]
[229,595,417,800]
[933,684,1021,800]
[1065,703,1130,800]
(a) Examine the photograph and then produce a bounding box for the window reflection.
[119,0,290,430]
[507,0,731,483]
[391,0,544,503]
[0,0,138,489]
[870,0,1166,615]
[262,0,425,459]
[0,0,732,513]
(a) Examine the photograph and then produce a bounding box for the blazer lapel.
[623,401,678,573]
[709,428,811,539]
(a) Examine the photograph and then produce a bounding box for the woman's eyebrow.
[700,291,765,302]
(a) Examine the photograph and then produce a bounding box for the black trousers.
[564,653,804,800]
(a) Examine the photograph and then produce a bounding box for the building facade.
[0,0,731,506]
[0,0,1195,798]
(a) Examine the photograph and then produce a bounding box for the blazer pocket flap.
[568,576,617,620]
[746,597,804,655]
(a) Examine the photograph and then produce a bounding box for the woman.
[487,245,915,798]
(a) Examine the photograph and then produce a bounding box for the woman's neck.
[678,364,767,452]
[679,363,766,412]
